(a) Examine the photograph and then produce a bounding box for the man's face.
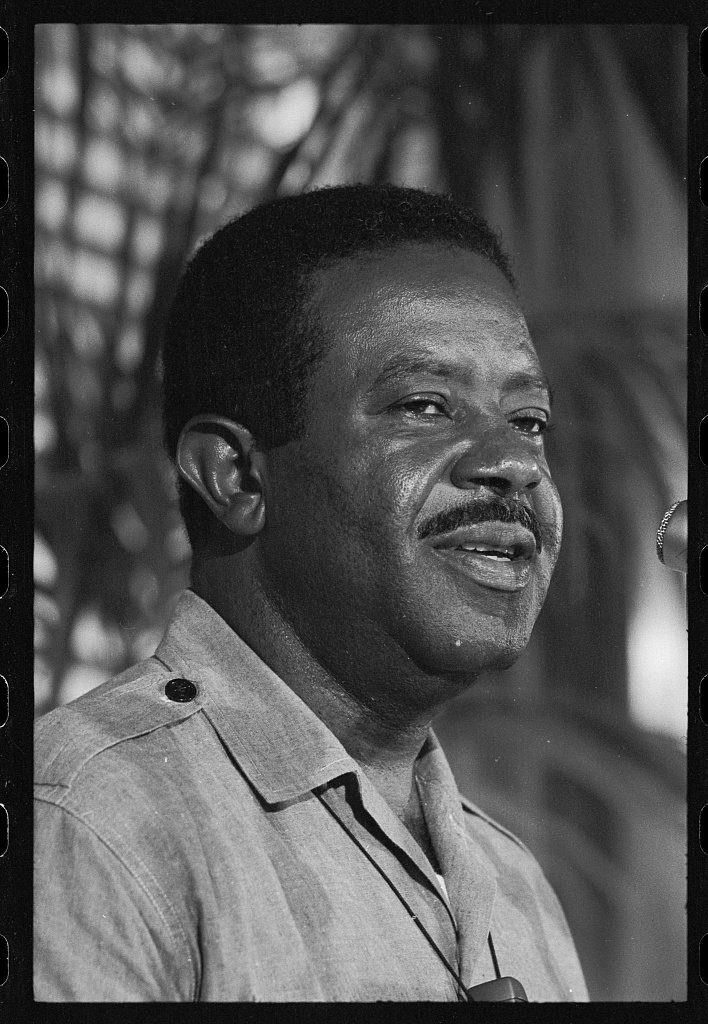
[257,243,562,710]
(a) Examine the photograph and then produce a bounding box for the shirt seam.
[461,799,527,851]
[36,700,205,789]
[35,795,199,999]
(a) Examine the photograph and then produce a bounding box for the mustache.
[418,497,545,553]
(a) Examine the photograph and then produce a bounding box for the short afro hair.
[161,183,515,552]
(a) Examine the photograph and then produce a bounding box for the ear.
[176,416,266,537]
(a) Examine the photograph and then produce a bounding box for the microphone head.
[656,500,687,573]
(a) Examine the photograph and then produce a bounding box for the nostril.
[479,477,512,493]
[452,472,540,496]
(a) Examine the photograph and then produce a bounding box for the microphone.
[656,501,687,574]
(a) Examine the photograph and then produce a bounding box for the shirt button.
[164,678,197,703]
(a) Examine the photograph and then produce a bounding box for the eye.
[510,412,551,435]
[395,395,449,418]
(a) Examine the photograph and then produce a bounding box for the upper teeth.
[459,543,514,559]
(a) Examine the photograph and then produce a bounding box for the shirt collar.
[416,734,499,986]
[155,589,362,804]
[156,590,498,983]
[153,589,489,854]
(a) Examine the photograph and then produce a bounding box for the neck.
[190,555,448,815]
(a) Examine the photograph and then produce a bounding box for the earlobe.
[176,416,266,537]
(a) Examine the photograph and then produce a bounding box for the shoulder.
[34,659,205,1001]
[34,657,213,896]
[35,657,205,790]
[460,794,588,1000]
[459,793,572,926]
[458,793,554,893]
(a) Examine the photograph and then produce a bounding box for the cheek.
[531,462,562,552]
[340,450,437,564]
[262,445,383,575]
[527,478,563,607]
[543,476,563,555]
[264,430,442,607]
[318,464,408,565]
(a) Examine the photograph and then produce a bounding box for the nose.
[449,431,543,497]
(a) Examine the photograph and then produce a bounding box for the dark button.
[165,678,197,703]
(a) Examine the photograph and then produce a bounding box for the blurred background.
[34,24,687,1001]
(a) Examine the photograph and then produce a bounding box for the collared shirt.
[34,590,589,1002]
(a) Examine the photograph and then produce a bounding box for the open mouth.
[429,523,537,591]
[457,541,524,560]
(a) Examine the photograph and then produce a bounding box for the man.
[34,184,588,1002]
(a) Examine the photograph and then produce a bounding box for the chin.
[477,643,526,673]
[408,626,532,681]
[388,587,542,680]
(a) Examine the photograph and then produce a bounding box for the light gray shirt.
[34,590,589,1002]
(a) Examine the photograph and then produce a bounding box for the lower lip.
[433,548,533,592]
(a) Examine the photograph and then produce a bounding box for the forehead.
[308,243,539,378]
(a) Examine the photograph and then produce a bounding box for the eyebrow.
[369,355,554,407]
[503,370,555,408]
